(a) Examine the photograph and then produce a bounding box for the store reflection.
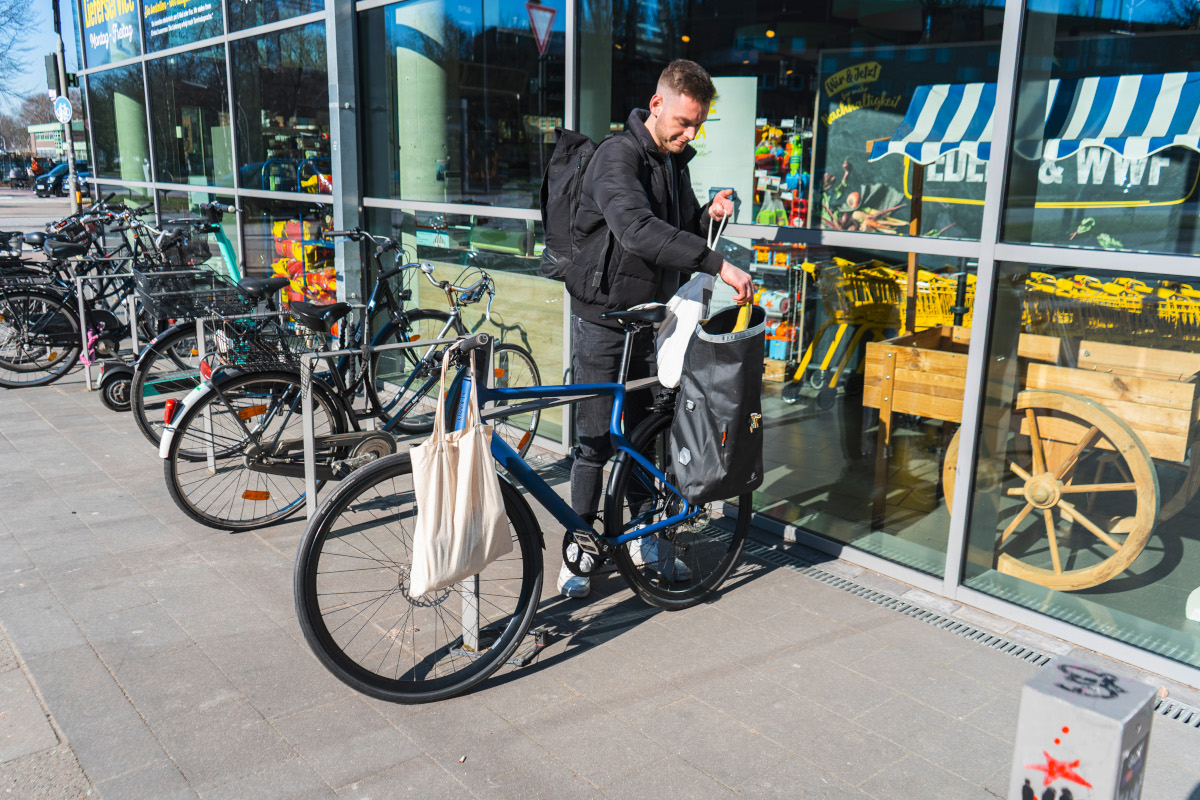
[968,265,1200,669]
[748,244,976,578]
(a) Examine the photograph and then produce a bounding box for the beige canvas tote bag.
[408,350,512,597]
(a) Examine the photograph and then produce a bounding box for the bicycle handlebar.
[453,333,490,353]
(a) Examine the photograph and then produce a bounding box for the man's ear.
[648,93,665,117]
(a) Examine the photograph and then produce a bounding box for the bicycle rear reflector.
[163,399,179,426]
[237,405,267,420]
[242,490,270,501]
[199,360,212,380]
[518,431,531,452]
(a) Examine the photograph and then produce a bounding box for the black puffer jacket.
[567,109,723,327]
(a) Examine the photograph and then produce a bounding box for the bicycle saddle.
[0,232,20,246]
[289,300,352,334]
[236,276,291,301]
[598,304,667,325]
[44,239,88,259]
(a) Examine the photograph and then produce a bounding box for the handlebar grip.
[133,203,153,215]
[454,333,491,353]
[103,192,116,203]
[324,230,357,239]
[214,203,236,214]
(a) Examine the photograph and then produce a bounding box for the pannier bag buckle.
[749,412,762,432]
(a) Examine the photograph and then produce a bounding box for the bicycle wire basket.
[135,268,251,320]
[210,315,326,372]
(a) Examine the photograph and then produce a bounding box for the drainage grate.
[1154,698,1200,729]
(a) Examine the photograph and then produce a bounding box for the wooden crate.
[763,358,788,382]
[863,326,970,423]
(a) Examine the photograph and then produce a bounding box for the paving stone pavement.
[1,372,1199,799]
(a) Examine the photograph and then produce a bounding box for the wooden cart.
[863,326,1200,591]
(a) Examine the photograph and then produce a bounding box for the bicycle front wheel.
[607,410,751,610]
[294,452,543,703]
[0,289,82,388]
[163,370,344,530]
[367,310,462,433]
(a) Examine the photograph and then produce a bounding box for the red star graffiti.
[1026,751,1094,789]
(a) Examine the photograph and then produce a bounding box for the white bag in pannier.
[408,350,512,597]
[655,212,726,388]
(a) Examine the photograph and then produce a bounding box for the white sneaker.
[629,535,692,582]
[556,543,593,598]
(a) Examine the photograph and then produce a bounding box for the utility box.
[1008,657,1155,800]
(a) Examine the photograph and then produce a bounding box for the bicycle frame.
[452,363,698,549]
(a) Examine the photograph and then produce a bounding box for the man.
[559,59,754,598]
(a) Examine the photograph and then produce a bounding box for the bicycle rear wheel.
[163,370,344,530]
[131,323,213,447]
[294,452,543,703]
[607,410,751,610]
[0,288,82,388]
[367,310,461,433]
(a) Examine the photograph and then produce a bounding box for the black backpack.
[538,128,604,282]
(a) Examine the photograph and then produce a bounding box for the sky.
[7,0,80,113]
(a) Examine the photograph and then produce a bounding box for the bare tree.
[0,110,26,152]
[0,0,31,104]
[20,94,58,126]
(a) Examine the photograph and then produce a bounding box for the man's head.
[647,60,717,155]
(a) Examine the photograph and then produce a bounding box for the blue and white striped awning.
[868,72,1200,164]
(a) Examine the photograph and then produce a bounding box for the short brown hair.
[658,59,717,107]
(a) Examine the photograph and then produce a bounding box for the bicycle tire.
[131,323,213,447]
[294,451,543,703]
[163,369,345,530]
[607,410,751,611]
[0,288,82,388]
[366,310,463,432]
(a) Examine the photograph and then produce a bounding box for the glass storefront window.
[366,208,563,444]
[229,0,323,33]
[146,48,234,188]
[85,66,151,182]
[359,0,566,206]
[966,262,1200,669]
[578,1,1004,239]
[231,24,331,194]
[142,0,223,52]
[729,240,977,576]
[81,0,141,68]
[157,189,240,275]
[240,197,335,305]
[1003,3,1200,254]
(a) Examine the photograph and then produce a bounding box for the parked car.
[34,161,89,197]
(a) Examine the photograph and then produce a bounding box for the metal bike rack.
[298,334,468,519]
[72,271,135,391]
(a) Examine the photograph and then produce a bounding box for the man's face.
[648,90,708,154]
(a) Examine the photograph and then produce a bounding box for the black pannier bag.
[669,304,766,505]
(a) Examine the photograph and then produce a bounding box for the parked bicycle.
[158,238,541,531]
[292,307,751,703]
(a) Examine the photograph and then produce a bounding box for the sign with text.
[688,76,757,226]
[82,0,141,68]
[143,0,223,52]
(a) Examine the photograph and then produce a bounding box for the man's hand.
[718,261,754,304]
[708,189,734,221]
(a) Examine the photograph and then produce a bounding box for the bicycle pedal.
[571,530,604,557]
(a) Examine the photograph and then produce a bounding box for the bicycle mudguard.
[158,380,217,458]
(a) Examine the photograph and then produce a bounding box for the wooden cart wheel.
[995,390,1158,591]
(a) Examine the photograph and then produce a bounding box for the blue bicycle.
[293,308,752,703]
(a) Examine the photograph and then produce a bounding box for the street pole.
[51,0,79,214]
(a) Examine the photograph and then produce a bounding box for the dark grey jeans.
[569,315,657,524]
